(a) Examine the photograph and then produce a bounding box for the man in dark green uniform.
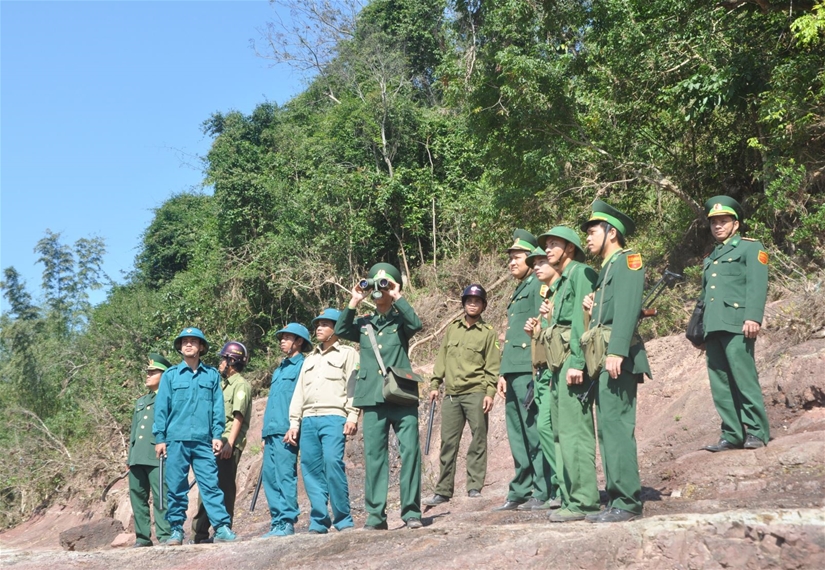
[537,227,600,523]
[335,262,424,529]
[493,230,553,511]
[699,196,770,452]
[128,353,173,547]
[581,201,650,523]
[423,284,500,505]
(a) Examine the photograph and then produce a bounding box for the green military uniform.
[702,196,770,446]
[501,232,553,505]
[429,315,500,497]
[335,263,424,527]
[128,354,172,546]
[582,202,650,517]
[192,371,252,541]
[538,227,600,516]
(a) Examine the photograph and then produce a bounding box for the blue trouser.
[164,440,230,529]
[299,415,353,531]
[262,434,299,526]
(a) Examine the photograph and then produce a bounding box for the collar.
[314,340,341,355]
[602,249,622,268]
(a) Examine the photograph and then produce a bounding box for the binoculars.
[359,278,390,299]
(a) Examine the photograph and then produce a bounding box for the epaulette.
[741,237,756,242]
[485,324,494,331]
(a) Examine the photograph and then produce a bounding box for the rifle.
[250,467,263,512]
[577,268,683,404]
[100,470,129,502]
[158,457,164,510]
[424,399,437,455]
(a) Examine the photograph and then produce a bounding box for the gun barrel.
[424,400,436,455]
[250,468,263,512]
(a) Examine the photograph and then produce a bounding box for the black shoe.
[467,489,482,498]
[492,500,525,512]
[132,541,152,548]
[702,438,740,452]
[363,521,389,531]
[422,494,450,506]
[192,536,213,544]
[743,434,765,449]
[585,508,607,523]
[594,508,639,523]
[405,518,423,529]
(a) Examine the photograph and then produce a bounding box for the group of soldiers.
[126,196,771,544]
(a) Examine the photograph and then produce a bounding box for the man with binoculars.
[335,263,424,530]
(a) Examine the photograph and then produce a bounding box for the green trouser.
[705,331,770,445]
[595,368,642,515]
[192,446,242,540]
[551,362,600,514]
[534,368,559,500]
[362,404,421,525]
[129,463,171,545]
[504,372,551,502]
[434,392,488,497]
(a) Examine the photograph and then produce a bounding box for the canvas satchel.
[365,323,421,406]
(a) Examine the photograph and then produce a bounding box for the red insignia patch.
[626,253,643,270]
[758,250,769,265]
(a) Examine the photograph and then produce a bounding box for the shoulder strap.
[364,323,387,376]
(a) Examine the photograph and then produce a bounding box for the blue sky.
[1,0,303,310]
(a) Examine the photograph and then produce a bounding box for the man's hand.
[582,293,594,315]
[343,421,358,436]
[497,376,507,400]
[283,429,299,446]
[386,279,402,301]
[219,441,233,460]
[212,439,223,454]
[566,367,584,386]
[429,390,439,402]
[743,320,761,339]
[605,355,624,380]
[538,299,552,317]
[155,443,166,459]
[349,283,368,308]
[524,317,538,334]
[482,396,494,414]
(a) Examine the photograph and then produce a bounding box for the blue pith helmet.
[311,308,341,328]
[173,327,210,356]
[275,322,312,352]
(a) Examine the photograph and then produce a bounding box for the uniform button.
[144,415,148,420]
[521,343,527,348]
[505,340,509,344]
[733,303,739,307]
[710,298,715,301]
[711,285,715,289]
[728,258,733,261]
[140,425,144,429]
[593,302,598,307]
[713,261,718,265]
[507,326,511,330]
[139,435,143,439]
[378,344,382,349]
[147,405,151,409]
[711,273,717,277]
[378,332,383,336]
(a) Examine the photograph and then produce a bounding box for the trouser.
[705,331,770,445]
[262,434,299,526]
[595,368,642,515]
[164,440,231,529]
[129,463,170,544]
[551,361,600,514]
[192,446,242,540]
[299,415,354,532]
[503,372,551,502]
[361,404,421,525]
[434,392,489,497]
[534,368,559,500]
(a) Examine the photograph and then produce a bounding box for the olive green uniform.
[128,392,171,545]
[702,234,770,445]
[501,274,553,503]
[544,260,600,514]
[429,316,500,497]
[588,249,650,515]
[335,297,423,526]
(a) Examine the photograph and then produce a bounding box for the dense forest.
[1,0,823,528]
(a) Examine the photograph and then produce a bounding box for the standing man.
[493,230,553,512]
[128,353,173,547]
[191,341,252,543]
[335,262,424,530]
[580,201,650,523]
[284,308,360,534]
[153,327,237,545]
[261,323,312,538]
[537,227,600,523]
[423,284,500,506]
[699,196,770,452]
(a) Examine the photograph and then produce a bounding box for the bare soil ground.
[1,301,824,569]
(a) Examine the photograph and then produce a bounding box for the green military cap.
[369,262,403,290]
[147,353,173,371]
[505,228,538,253]
[525,247,549,268]
[580,199,636,238]
[704,195,743,221]
[537,226,586,262]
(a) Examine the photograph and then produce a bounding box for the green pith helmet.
[580,199,636,238]
[368,263,403,290]
[704,195,744,221]
[505,228,538,253]
[173,327,209,356]
[275,322,312,352]
[538,226,586,262]
[526,247,549,268]
[147,353,173,372]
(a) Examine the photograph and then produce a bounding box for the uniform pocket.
[719,255,743,276]
[722,298,746,326]
[171,381,190,401]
